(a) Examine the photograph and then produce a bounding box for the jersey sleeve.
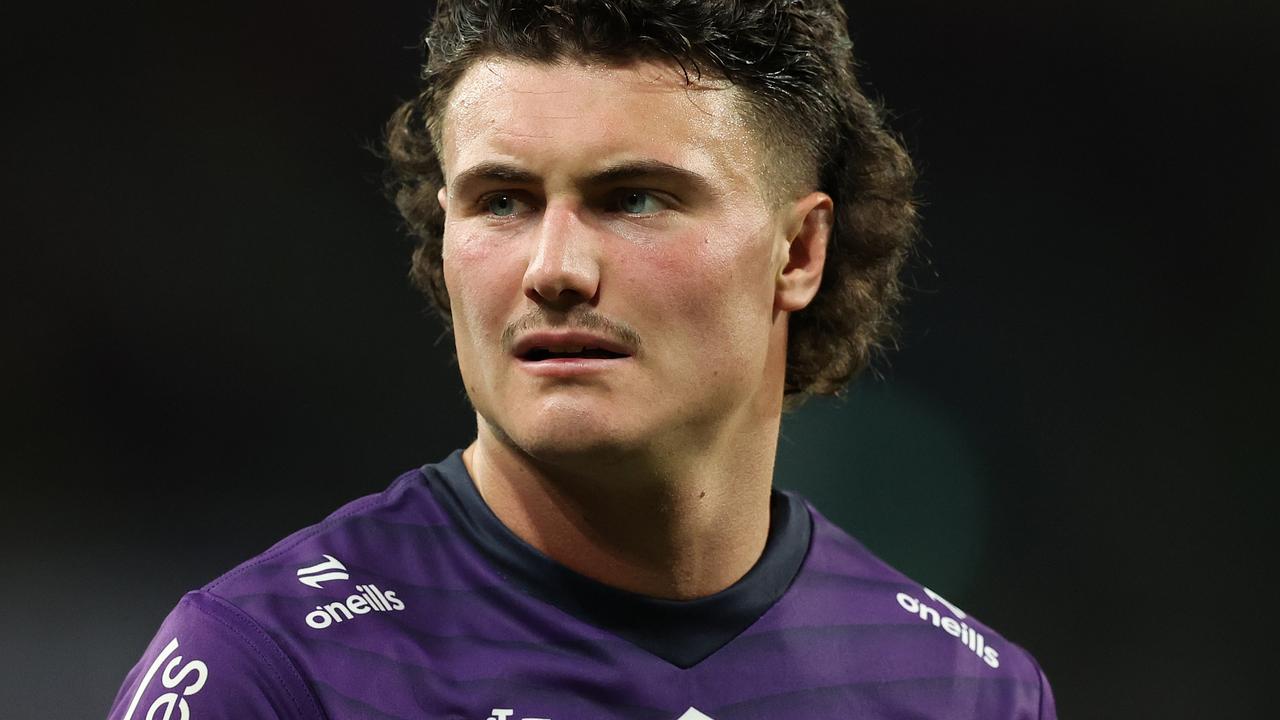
[107,591,325,720]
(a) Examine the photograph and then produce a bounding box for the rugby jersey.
[109,451,1055,719]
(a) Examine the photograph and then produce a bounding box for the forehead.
[438,57,765,190]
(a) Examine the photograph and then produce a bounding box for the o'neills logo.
[896,588,1001,669]
[296,554,349,589]
[305,584,405,629]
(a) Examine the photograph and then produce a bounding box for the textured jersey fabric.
[108,451,1056,719]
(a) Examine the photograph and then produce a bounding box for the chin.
[485,401,648,467]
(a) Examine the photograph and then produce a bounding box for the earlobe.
[775,192,832,313]
[437,186,449,213]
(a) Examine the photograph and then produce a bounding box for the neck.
[463,409,781,600]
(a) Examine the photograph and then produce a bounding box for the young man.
[110,2,1056,718]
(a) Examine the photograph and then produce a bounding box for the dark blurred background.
[3,1,1275,717]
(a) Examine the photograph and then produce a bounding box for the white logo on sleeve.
[296,554,350,588]
[895,586,1001,669]
[296,552,406,630]
[676,709,715,720]
[122,637,209,720]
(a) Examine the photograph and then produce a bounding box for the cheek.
[443,230,523,333]
[442,231,529,388]
[632,223,777,348]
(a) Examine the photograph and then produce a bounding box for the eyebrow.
[448,159,715,199]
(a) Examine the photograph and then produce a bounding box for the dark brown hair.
[385,0,918,399]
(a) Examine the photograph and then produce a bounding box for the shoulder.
[792,496,1057,718]
[107,590,325,720]
[200,463,453,632]
[111,463,453,720]
[202,466,441,599]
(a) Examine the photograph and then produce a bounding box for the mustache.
[500,308,643,356]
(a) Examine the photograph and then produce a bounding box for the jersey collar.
[422,450,812,669]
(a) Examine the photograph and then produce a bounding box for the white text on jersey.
[122,637,209,720]
[305,584,405,629]
[896,589,1001,668]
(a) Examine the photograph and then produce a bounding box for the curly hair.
[385,0,918,399]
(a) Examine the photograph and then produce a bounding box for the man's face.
[437,58,805,463]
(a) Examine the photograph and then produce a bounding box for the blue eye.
[618,191,664,215]
[487,194,519,217]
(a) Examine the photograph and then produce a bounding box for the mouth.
[520,346,630,361]
[511,331,636,371]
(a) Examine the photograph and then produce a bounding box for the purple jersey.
[109,451,1055,719]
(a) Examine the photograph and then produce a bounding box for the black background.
[3,2,1275,717]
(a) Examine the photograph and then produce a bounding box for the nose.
[522,203,601,309]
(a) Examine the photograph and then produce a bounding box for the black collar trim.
[421,450,812,669]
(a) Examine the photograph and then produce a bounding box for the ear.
[775,191,832,312]
[437,186,449,212]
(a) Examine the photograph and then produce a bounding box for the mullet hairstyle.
[385,0,919,401]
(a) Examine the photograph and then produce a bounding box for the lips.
[522,346,629,361]
[512,331,634,362]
